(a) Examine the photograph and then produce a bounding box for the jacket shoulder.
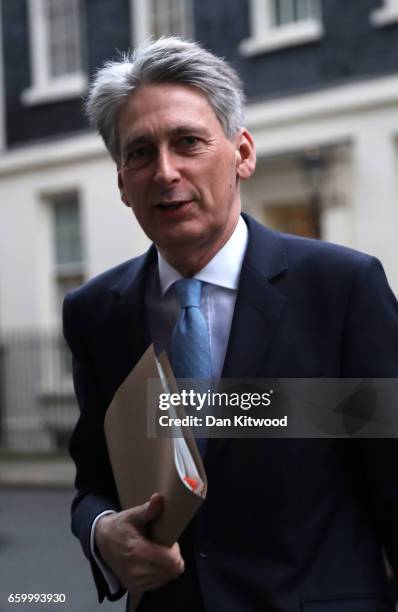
[67,251,149,299]
[280,231,372,269]
[62,249,153,325]
[243,214,378,290]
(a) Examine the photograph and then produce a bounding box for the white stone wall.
[243,74,398,294]
[0,139,150,333]
[1,77,398,450]
[1,74,398,336]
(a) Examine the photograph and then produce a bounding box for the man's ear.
[117,169,130,207]
[235,128,256,181]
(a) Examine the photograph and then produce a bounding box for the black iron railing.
[0,332,77,452]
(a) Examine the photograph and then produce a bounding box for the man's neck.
[158,216,241,277]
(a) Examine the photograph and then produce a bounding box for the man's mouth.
[156,200,191,210]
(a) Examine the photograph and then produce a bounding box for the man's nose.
[154,148,181,185]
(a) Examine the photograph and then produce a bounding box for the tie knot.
[174,278,202,308]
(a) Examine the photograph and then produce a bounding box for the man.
[64,38,398,611]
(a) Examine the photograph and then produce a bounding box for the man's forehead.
[119,83,217,125]
[118,84,223,146]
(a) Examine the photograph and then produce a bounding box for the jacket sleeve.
[63,292,126,603]
[341,254,398,378]
[341,255,398,576]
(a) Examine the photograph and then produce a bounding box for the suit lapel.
[206,216,288,474]
[222,214,288,378]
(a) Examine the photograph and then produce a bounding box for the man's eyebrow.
[170,125,209,136]
[121,134,152,152]
[122,125,210,150]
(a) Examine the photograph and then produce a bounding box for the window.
[50,191,84,376]
[51,191,85,315]
[272,0,320,26]
[263,203,320,239]
[370,0,398,26]
[131,0,193,46]
[22,0,87,105]
[240,0,323,56]
[47,0,83,78]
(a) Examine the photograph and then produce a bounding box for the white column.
[351,113,398,291]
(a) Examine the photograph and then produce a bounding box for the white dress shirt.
[148,215,248,380]
[91,215,249,594]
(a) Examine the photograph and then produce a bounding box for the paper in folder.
[104,344,207,610]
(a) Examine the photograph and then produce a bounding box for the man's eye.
[124,147,153,167]
[131,147,151,159]
[182,136,200,147]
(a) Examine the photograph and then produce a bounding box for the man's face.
[117,83,255,262]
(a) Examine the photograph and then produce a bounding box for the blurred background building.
[0,0,397,453]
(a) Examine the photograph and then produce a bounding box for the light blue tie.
[170,279,211,380]
[170,279,211,457]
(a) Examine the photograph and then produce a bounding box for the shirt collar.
[158,215,248,296]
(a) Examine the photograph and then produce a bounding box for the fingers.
[133,539,184,572]
[94,495,185,596]
[123,553,184,594]
[127,493,164,530]
[119,540,185,595]
[152,542,185,573]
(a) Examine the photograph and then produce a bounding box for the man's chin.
[156,229,204,251]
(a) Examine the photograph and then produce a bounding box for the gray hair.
[85,37,245,165]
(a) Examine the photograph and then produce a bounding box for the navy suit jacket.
[64,214,398,612]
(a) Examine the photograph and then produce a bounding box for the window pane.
[150,0,190,37]
[296,0,319,20]
[273,0,319,25]
[151,0,166,37]
[52,192,83,266]
[45,0,82,77]
[276,0,294,25]
[170,0,185,33]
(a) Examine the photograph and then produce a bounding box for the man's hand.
[95,493,185,595]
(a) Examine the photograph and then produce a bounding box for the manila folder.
[104,343,207,548]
